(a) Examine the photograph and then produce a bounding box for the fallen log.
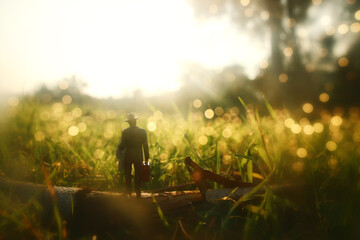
[184,157,312,205]
[184,156,257,196]
[0,177,203,238]
[1,157,312,238]
[146,182,196,193]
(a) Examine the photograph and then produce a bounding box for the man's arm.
[143,130,149,163]
[116,131,126,159]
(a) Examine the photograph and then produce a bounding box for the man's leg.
[123,161,132,195]
[134,161,143,198]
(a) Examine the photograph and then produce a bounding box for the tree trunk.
[0,177,203,238]
[263,0,284,106]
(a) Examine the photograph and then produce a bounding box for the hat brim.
[125,117,138,122]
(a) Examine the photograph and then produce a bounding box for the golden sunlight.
[0,0,268,98]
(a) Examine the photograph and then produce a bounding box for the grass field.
[1,94,360,239]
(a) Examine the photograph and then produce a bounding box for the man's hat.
[125,112,138,122]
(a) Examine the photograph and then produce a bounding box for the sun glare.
[0,0,269,98]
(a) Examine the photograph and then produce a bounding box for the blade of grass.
[255,109,272,170]
[263,97,279,122]
[184,134,202,163]
[150,191,169,227]
[215,142,220,189]
[222,168,275,229]
[238,97,248,111]
[247,159,253,183]
[222,179,268,228]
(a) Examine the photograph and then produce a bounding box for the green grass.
[1,95,360,239]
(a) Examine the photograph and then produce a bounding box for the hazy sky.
[0,0,268,98]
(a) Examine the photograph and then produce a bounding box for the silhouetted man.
[116,113,149,198]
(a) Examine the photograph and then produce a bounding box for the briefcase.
[142,162,150,182]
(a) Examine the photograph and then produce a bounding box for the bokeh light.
[34,131,45,141]
[52,103,64,117]
[355,10,360,20]
[332,131,343,142]
[299,118,310,126]
[284,47,293,57]
[329,124,340,132]
[302,103,313,113]
[193,99,202,108]
[292,161,304,172]
[328,157,338,170]
[297,148,307,158]
[279,73,288,83]
[205,127,215,136]
[320,15,331,25]
[104,131,113,139]
[240,0,250,7]
[284,118,295,128]
[338,57,349,67]
[205,109,215,119]
[260,11,270,21]
[72,108,83,118]
[62,95,72,105]
[229,107,240,116]
[222,128,232,138]
[222,113,231,121]
[222,154,232,165]
[288,18,296,27]
[297,28,308,38]
[303,125,314,135]
[319,93,330,102]
[59,80,69,90]
[77,122,87,132]
[313,123,324,133]
[214,107,224,116]
[94,149,104,159]
[68,126,79,136]
[291,124,302,134]
[312,0,322,5]
[275,123,285,134]
[147,122,157,132]
[160,153,168,163]
[338,24,349,34]
[326,141,337,151]
[350,22,360,32]
[199,135,208,145]
[325,26,336,35]
[331,116,343,126]
[154,111,163,120]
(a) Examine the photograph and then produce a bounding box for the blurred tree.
[178,63,262,110]
[188,0,360,108]
[187,0,313,106]
[33,75,92,105]
[332,35,360,106]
